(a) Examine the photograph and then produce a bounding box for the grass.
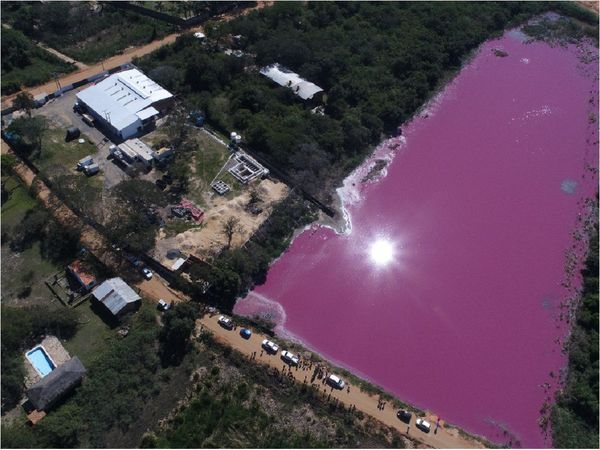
[62,302,116,367]
[163,220,203,237]
[1,175,37,232]
[1,175,62,305]
[34,129,98,174]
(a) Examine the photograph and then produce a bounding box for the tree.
[159,303,199,365]
[6,116,47,157]
[221,216,244,249]
[12,92,36,117]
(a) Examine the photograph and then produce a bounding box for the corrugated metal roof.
[92,278,141,315]
[76,69,172,132]
[260,64,323,100]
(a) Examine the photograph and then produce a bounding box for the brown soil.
[199,313,488,450]
[154,178,289,264]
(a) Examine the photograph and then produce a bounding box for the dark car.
[239,328,252,339]
[397,410,412,424]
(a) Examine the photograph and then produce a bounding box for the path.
[3,144,188,303]
[198,313,487,450]
[1,1,271,109]
[35,43,88,70]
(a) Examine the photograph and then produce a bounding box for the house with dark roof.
[92,277,141,316]
[26,357,86,412]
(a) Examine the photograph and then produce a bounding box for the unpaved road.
[199,313,487,449]
[1,2,270,109]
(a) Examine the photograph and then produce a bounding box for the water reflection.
[369,238,395,267]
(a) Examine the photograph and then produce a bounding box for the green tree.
[12,91,36,117]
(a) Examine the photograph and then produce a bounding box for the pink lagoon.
[235,27,599,447]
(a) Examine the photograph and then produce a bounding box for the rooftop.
[92,277,141,316]
[76,69,172,131]
[26,357,86,412]
[260,63,324,100]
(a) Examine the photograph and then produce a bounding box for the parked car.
[141,267,153,280]
[239,328,252,339]
[397,410,412,424]
[326,374,345,390]
[261,339,279,354]
[77,155,94,170]
[218,316,234,330]
[416,418,431,433]
[280,350,299,366]
[84,163,99,176]
[157,299,170,311]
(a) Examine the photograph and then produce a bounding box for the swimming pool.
[26,346,56,377]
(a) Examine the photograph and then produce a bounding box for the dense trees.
[6,116,47,158]
[136,2,571,205]
[159,303,199,366]
[0,27,75,95]
[551,220,599,448]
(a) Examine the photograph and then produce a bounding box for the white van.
[326,374,345,390]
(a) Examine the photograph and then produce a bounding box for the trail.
[198,313,488,450]
[1,1,270,109]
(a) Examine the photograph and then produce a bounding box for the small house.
[92,277,141,316]
[26,357,86,413]
[67,260,97,291]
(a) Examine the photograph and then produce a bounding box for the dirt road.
[1,2,270,110]
[198,313,487,450]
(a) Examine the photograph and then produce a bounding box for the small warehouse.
[260,63,324,101]
[92,277,141,316]
[26,357,86,413]
[118,138,155,167]
[75,68,173,140]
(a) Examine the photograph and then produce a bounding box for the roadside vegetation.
[142,330,408,448]
[1,27,76,95]
[0,1,176,64]
[551,213,599,448]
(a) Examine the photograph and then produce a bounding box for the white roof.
[120,138,154,162]
[171,257,186,271]
[260,63,323,100]
[76,69,172,131]
[136,107,159,121]
[92,277,141,315]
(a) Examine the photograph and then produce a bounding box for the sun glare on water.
[369,239,395,266]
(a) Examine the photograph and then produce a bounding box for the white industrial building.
[76,69,173,140]
[260,63,324,101]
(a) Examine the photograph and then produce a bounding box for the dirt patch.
[154,178,288,263]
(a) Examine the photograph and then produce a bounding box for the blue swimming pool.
[26,346,56,377]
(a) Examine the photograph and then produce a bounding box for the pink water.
[235,30,599,447]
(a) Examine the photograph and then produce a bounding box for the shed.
[26,357,86,412]
[92,277,141,316]
[65,127,81,142]
[67,260,97,291]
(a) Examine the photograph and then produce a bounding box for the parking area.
[32,89,165,191]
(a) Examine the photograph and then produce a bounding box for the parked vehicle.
[326,374,345,390]
[77,155,94,170]
[280,350,299,366]
[397,410,412,424]
[416,418,431,433]
[83,163,99,176]
[240,328,252,339]
[261,339,279,354]
[218,316,234,330]
[141,267,153,280]
[82,113,95,127]
[157,299,170,311]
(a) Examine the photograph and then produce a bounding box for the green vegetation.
[143,334,405,448]
[1,1,176,64]
[1,305,79,411]
[136,2,563,204]
[551,215,599,448]
[1,27,75,95]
